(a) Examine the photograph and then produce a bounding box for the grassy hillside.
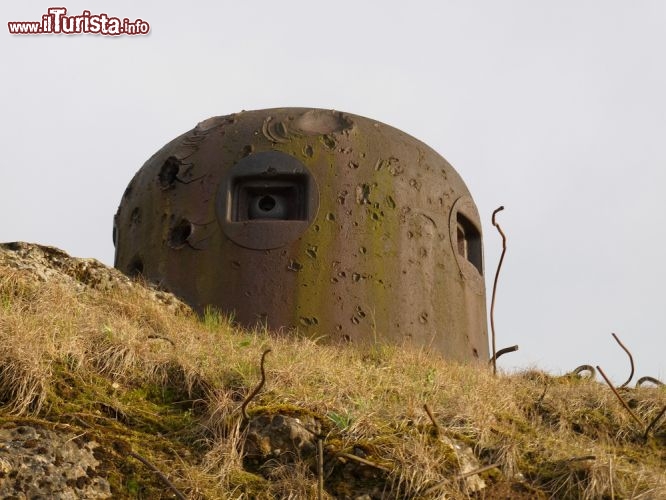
[0,243,664,499]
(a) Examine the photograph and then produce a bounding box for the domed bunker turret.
[113,108,488,363]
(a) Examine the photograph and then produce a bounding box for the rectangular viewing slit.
[456,213,482,275]
[231,175,308,221]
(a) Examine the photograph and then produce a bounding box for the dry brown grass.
[0,257,665,499]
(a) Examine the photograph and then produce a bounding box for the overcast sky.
[2,1,664,383]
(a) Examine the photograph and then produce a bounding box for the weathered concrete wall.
[114,108,489,363]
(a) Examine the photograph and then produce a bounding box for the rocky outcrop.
[0,423,111,499]
[0,242,188,314]
[245,413,321,466]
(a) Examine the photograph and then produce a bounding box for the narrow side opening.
[456,213,482,275]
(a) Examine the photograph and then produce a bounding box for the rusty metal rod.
[423,463,501,495]
[457,462,501,479]
[611,333,635,388]
[488,345,519,366]
[129,451,186,500]
[596,365,645,430]
[563,455,596,463]
[423,404,441,437]
[337,452,391,473]
[537,381,549,403]
[490,206,506,375]
[644,405,666,440]
[317,438,324,500]
[241,349,272,422]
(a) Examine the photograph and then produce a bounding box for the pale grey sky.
[2,1,665,383]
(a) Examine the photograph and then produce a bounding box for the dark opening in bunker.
[456,213,482,275]
[168,219,193,248]
[231,175,308,221]
[158,156,181,189]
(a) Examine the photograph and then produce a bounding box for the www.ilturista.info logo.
[8,7,150,36]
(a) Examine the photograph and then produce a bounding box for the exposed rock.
[0,242,190,314]
[0,423,111,499]
[244,413,321,468]
[441,435,486,492]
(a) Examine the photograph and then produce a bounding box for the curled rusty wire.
[636,376,664,388]
[241,349,272,422]
[611,333,635,388]
[571,365,597,379]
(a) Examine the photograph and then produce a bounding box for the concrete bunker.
[113,108,489,363]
